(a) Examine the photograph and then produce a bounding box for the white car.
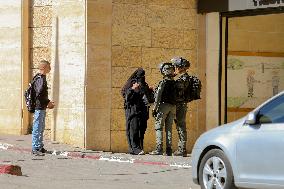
[192,91,284,189]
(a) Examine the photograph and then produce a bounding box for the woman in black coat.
[121,68,153,155]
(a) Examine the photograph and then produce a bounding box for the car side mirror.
[245,112,257,125]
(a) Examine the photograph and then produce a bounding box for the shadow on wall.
[52,17,59,141]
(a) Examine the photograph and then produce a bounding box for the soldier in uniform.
[171,57,191,157]
[149,62,176,156]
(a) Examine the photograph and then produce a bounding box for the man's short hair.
[39,60,50,70]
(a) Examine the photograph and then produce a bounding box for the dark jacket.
[125,87,149,121]
[33,74,50,110]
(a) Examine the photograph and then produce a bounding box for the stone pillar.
[85,0,112,151]
[206,13,220,130]
[0,1,23,135]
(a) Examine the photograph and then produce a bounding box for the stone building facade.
[0,0,284,152]
[1,0,283,153]
[0,0,206,153]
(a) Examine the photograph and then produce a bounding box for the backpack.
[185,75,202,102]
[161,79,177,104]
[24,74,40,113]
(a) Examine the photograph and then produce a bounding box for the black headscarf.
[121,68,145,98]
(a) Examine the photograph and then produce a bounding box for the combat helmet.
[171,57,190,68]
[159,62,175,76]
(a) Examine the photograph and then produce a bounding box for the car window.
[257,94,284,124]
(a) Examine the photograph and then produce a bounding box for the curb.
[0,143,191,169]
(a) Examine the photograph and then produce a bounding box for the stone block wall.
[0,0,205,152]
[85,0,205,153]
[30,0,53,138]
[109,0,204,153]
[86,0,112,151]
[50,0,86,148]
[30,0,52,69]
[0,1,22,135]
[28,0,87,147]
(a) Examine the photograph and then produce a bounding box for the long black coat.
[121,68,153,154]
[124,83,149,154]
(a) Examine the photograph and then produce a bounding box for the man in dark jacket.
[32,60,55,155]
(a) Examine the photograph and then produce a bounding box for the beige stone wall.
[86,0,205,153]
[27,0,86,147]
[0,0,205,152]
[50,0,86,148]
[228,13,284,53]
[86,0,112,151]
[109,0,204,153]
[30,0,53,138]
[0,1,22,135]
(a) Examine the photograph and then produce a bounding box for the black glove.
[152,109,157,118]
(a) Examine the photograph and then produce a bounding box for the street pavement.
[0,134,200,189]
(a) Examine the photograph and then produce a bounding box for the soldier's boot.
[173,149,187,157]
[149,146,163,155]
[163,147,172,156]
[149,149,163,155]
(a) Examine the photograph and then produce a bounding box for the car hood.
[193,117,246,149]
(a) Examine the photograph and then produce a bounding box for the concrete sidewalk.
[0,134,200,189]
[0,134,192,169]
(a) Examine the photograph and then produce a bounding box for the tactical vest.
[161,79,176,105]
[188,75,202,102]
[175,73,190,103]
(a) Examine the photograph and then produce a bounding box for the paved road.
[0,135,200,189]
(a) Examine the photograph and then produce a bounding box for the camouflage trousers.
[175,102,188,151]
[154,103,176,150]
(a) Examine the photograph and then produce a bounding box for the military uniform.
[171,57,192,157]
[175,72,191,156]
[150,63,176,156]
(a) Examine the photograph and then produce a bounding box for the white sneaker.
[138,150,145,155]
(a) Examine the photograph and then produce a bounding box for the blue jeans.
[32,110,46,151]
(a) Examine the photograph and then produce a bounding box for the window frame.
[257,94,284,124]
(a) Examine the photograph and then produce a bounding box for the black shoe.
[31,150,45,156]
[39,147,47,153]
[164,148,172,156]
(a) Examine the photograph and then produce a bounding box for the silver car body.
[192,91,284,189]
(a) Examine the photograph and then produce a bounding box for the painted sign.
[198,0,284,13]
[227,55,284,109]
[229,0,284,11]
[250,0,284,8]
